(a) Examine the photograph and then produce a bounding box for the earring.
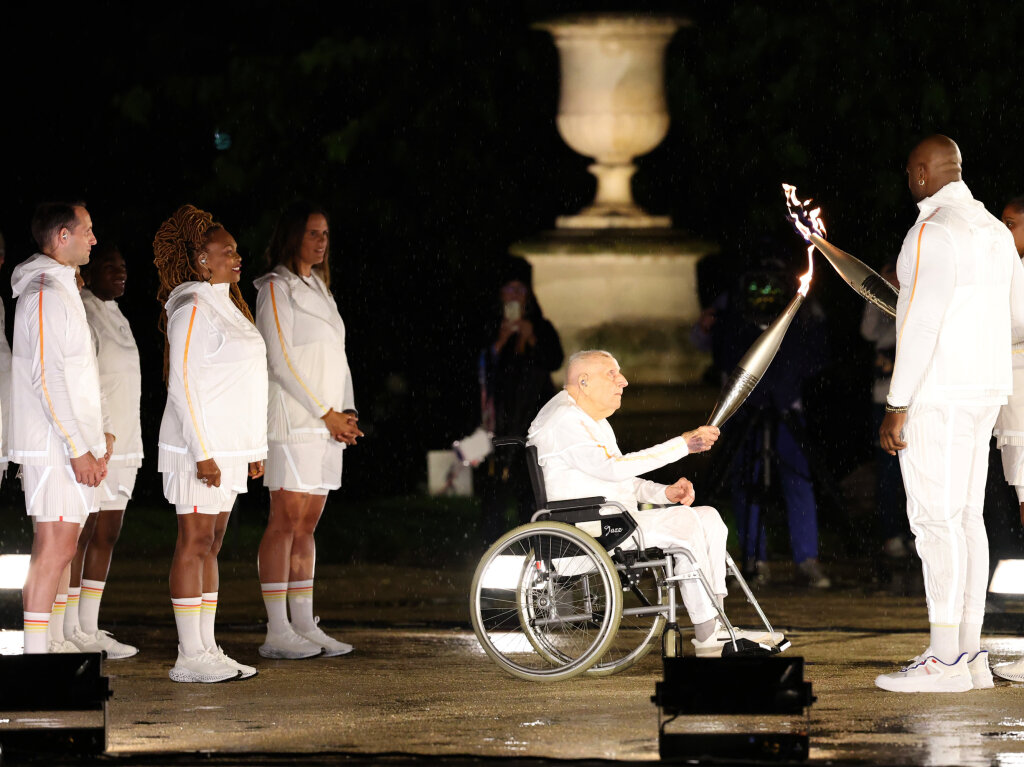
[918,179,925,186]
[200,257,207,264]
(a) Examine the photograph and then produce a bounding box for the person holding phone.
[477,260,563,544]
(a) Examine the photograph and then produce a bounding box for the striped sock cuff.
[287,580,314,601]
[51,595,68,616]
[24,611,50,632]
[81,579,105,601]
[172,596,203,616]
[261,582,289,602]
[201,592,218,613]
[67,588,81,607]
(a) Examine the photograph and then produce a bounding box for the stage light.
[989,560,1024,595]
[0,554,30,590]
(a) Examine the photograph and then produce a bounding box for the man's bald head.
[565,350,615,388]
[907,134,962,203]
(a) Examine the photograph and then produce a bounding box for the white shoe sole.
[993,664,1024,683]
[168,667,239,683]
[258,644,321,660]
[319,645,354,657]
[875,674,972,693]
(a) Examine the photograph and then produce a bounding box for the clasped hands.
[69,431,117,487]
[195,458,265,488]
[322,408,364,445]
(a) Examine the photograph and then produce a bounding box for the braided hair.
[153,204,254,381]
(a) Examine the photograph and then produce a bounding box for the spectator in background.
[860,261,911,559]
[695,252,830,588]
[477,259,563,543]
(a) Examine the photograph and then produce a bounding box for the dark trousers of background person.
[730,409,820,568]
[872,403,910,544]
[477,452,535,546]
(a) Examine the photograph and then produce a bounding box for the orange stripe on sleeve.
[269,282,326,413]
[896,210,941,354]
[37,275,79,456]
[183,301,210,459]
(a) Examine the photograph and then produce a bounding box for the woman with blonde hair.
[154,204,269,682]
[253,201,361,659]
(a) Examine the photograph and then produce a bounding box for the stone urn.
[534,13,687,229]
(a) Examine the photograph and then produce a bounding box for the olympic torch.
[706,261,814,428]
[783,184,897,318]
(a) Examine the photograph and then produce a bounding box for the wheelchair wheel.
[470,521,622,682]
[586,562,667,676]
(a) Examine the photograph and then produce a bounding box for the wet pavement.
[2,557,1024,765]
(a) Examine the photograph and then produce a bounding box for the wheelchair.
[470,438,788,681]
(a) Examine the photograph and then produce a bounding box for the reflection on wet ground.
[0,558,1022,764]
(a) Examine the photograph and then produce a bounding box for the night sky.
[2,0,1023,507]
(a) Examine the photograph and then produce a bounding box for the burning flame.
[782,183,826,297]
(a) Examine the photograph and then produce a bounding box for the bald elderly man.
[876,135,1024,692]
[527,349,781,657]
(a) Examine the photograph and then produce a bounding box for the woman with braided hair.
[154,204,270,683]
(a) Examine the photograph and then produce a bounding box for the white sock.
[48,594,67,644]
[959,622,982,658]
[24,611,49,653]
[288,579,316,632]
[171,597,204,656]
[79,579,105,635]
[64,587,82,636]
[930,623,960,664]
[261,582,290,632]
[200,592,218,650]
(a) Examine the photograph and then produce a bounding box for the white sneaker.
[993,657,1024,683]
[168,646,239,683]
[69,628,139,659]
[212,646,257,679]
[258,626,322,659]
[691,621,786,658]
[875,653,972,692]
[47,639,81,653]
[967,651,993,689]
[294,618,353,657]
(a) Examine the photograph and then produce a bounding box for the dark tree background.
[1,0,1022,505]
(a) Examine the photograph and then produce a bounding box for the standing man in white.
[12,202,107,653]
[0,231,12,482]
[876,136,1024,692]
[64,243,143,659]
[254,202,362,659]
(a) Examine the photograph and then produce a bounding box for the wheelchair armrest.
[545,497,607,512]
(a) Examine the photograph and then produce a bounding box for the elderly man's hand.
[879,411,908,456]
[683,425,719,454]
[665,478,695,506]
[71,452,106,487]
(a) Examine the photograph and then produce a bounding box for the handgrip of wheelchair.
[491,436,525,448]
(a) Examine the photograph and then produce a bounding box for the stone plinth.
[511,229,716,387]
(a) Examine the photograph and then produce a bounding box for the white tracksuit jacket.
[0,295,11,469]
[157,281,268,479]
[253,266,354,444]
[9,253,105,466]
[888,180,1024,626]
[527,390,728,625]
[82,289,143,467]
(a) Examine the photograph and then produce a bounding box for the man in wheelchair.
[527,349,784,657]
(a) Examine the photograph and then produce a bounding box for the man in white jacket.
[12,202,107,654]
[876,136,1024,692]
[527,350,782,657]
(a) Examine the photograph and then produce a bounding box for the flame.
[783,183,826,297]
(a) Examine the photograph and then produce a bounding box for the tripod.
[701,402,845,577]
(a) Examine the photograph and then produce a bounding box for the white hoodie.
[9,253,105,464]
[253,265,354,443]
[526,390,689,512]
[157,281,268,471]
[889,181,1024,407]
[0,295,12,466]
[82,288,143,466]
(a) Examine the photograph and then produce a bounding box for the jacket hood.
[11,253,74,298]
[918,181,990,224]
[527,390,579,440]
[253,264,296,292]
[164,280,215,317]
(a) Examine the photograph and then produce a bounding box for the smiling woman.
[152,204,269,684]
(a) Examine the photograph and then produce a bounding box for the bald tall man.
[876,135,1024,692]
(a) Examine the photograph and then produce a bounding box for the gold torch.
[706,259,814,428]
[783,184,897,318]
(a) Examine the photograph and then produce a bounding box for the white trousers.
[899,402,998,625]
[630,505,728,626]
